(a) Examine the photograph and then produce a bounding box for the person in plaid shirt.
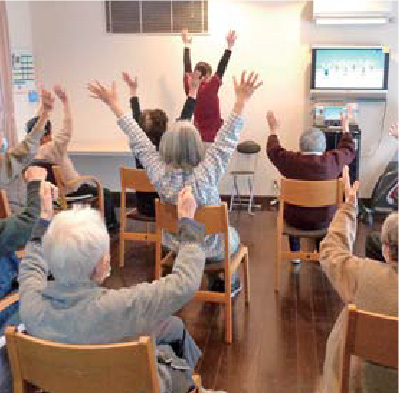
[88,71,262,294]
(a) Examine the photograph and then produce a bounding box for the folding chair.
[275,178,343,291]
[340,304,398,392]
[155,200,250,344]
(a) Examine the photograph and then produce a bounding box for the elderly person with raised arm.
[319,166,398,392]
[266,107,356,268]
[0,90,53,186]
[18,184,207,392]
[88,71,262,295]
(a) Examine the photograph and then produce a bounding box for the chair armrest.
[0,292,19,312]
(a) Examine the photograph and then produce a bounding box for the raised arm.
[99,187,206,336]
[122,72,141,123]
[319,166,363,302]
[196,71,263,186]
[0,90,53,186]
[216,30,237,79]
[87,80,165,185]
[0,167,48,253]
[51,85,72,157]
[18,180,55,325]
[182,29,193,95]
[178,71,200,121]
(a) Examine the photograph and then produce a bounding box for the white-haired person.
[0,89,53,186]
[17,184,208,392]
[88,71,262,295]
[266,107,356,269]
[319,165,398,392]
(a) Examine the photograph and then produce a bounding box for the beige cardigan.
[35,103,81,193]
[319,202,398,392]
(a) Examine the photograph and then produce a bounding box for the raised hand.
[122,72,138,96]
[24,166,47,182]
[226,30,237,50]
[182,28,192,46]
[187,70,201,97]
[178,186,197,220]
[266,111,279,134]
[40,89,54,114]
[54,85,68,103]
[340,103,353,133]
[233,71,263,113]
[343,165,359,205]
[389,122,398,139]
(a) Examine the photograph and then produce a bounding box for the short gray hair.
[159,121,205,170]
[43,206,109,285]
[299,128,326,153]
[381,212,398,262]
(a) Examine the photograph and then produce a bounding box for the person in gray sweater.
[18,185,206,392]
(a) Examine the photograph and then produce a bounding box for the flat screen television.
[311,46,389,93]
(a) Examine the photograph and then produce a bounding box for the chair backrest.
[120,167,155,193]
[5,327,159,393]
[155,199,229,236]
[341,304,398,392]
[280,178,344,207]
[0,189,11,218]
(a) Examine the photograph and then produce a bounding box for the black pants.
[67,184,118,231]
[289,236,322,252]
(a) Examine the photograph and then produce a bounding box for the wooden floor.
[105,207,377,393]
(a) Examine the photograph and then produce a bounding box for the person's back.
[320,169,398,392]
[266,111,355,230]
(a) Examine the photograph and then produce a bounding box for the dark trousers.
[68,184,118,230]
[365,231,384,262]
[289,235,322,252]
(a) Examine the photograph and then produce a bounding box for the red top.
[184,73,223,143]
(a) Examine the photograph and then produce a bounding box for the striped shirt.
[117,112,244,257]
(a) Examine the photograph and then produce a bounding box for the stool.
[229,140,261,215]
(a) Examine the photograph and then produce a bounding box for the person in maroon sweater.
[266,108,356,265]
[182,28,237,143]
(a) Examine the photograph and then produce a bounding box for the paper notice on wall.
[12,49,35,94]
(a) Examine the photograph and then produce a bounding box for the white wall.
[10,0,399,195]
[5,1,37,141]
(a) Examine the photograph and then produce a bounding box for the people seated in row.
[0,90,53,186]
[0,167,56,392]
[266,107,356,268]
[26,86,119,232]
[121,71,200,217]
[182,28,237,144]
[18,185,206,393]
[319,166,398,392]
[88,71,262,295]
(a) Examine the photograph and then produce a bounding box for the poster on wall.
[11,49,38,102]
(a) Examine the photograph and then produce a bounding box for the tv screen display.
[311,47,389,91]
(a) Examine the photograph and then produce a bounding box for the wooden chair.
[155,200,250,344]
[119,167,157,268]
[0,189,11,218]
[52,165,104,216]
[0,292,19,313]
[340,304,398,392]
[275,178,343,291]
[5,326,202,393]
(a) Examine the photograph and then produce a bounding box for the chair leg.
[243,253,250,305]
[274,235,281,293]
[225,293,232,344]
[119,235,125,268]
